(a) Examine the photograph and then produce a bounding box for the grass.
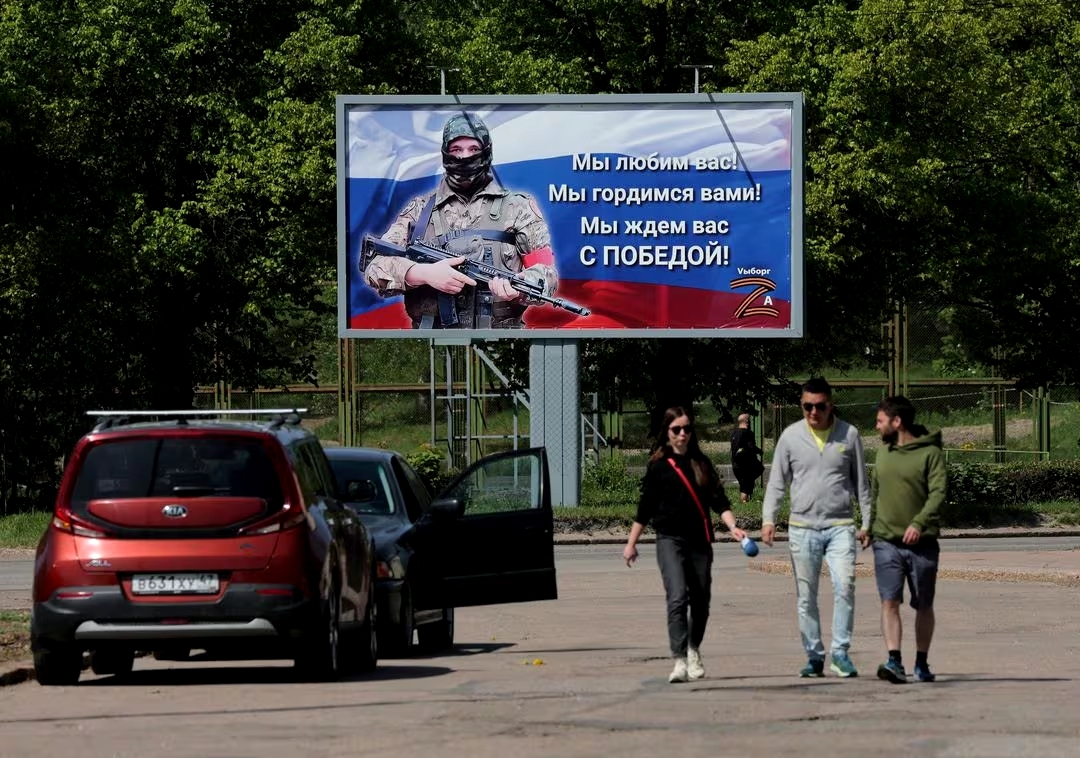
[0,610,31,664]
[1,481,1076,551]
[0,511,48,549]
[557,496,768,533]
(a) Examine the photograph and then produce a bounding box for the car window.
[391,458,429,522]
[306,443,339,499]
[327,459,394,514]
[290,443,328,501]
[440,449,544,516]
[72,437,283,508]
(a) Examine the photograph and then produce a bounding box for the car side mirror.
[343,479,378,503]
[429,497,465,519]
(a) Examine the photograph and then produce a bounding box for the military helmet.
[441,112,491,152]
[441,112,494,195]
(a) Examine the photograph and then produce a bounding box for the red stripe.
[348,302,412,329]
[521,246,555,268]
[522,280,791,329]
[666,458,713,543]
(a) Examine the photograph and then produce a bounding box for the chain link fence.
[193,302,1077,470]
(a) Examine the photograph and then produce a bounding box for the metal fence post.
[1035,386,1051,460]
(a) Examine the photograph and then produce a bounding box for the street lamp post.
[678,63,714,94]
[426,66,461,96]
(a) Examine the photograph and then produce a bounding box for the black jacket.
[730,427,763,479]
[635,452,731,545]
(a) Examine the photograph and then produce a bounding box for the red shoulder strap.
[666,457,713,543]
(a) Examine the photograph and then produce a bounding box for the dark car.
[31,409,378,685]
[324,446,557,656]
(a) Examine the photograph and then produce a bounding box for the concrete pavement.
[2,533,1080,686]
[2,542,1080,757]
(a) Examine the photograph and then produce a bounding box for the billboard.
[337,94,803,338]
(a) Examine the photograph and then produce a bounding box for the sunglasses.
[802,402,830,413]
[668,424,693,435]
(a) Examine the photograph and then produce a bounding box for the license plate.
[131,573,219,595]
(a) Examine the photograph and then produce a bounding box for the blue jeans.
[788,525,856,661]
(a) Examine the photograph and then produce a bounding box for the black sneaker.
[913,663,936,682]
[876,659,907,684]
[799,659,825,678]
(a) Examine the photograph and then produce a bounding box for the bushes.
[568,458,1080,531]
[940,461,1080,527]
[405,444,459,495]
[945,461,1080,508]
[581,456,640,508]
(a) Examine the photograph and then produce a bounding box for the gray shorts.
[872,538,940,610]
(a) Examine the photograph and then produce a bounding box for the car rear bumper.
[376,578,404,626]
[32,584,316,648]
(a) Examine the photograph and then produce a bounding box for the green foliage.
[941,461,1080,527]
[582,455,640,496]
[405,444,457,495]
[0,511,49,548]
[727,0,1080,388]
[4,0,1080,516]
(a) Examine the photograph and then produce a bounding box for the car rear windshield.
[328,459,394,514]
[72,436,284,507]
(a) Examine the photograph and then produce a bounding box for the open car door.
[418,447,557,609]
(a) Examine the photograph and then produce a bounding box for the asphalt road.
[3,536,1079,593]
[2,540,1080,757]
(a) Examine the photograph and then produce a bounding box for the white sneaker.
[687,648,705,680]
[668,657,689,683]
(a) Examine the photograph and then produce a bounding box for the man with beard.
[363,112,558,329]
[870,395,947,684]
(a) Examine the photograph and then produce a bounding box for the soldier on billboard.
[362,112,560,329]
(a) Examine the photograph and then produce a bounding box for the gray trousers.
[656,535,713,657]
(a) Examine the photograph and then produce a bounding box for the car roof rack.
[86,409,308,433]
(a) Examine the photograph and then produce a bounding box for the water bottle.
[740,535,759,557]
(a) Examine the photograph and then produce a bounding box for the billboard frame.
[336,92,804,339]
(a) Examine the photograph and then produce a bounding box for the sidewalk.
[556,527,1080,587]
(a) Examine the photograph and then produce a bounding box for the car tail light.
[238,503,307,535]
[56,591,95,599]
[52,503,111,538]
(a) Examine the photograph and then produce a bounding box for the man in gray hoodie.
[762,377,872,678]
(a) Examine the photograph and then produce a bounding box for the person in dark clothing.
[623,406,747,683]
[730,412,764,503]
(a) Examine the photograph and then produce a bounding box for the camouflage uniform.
[362,113,558,329]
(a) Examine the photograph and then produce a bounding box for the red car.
[31,410,378,685]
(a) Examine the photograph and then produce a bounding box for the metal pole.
[426,66,461,96]
[678,64,713,94]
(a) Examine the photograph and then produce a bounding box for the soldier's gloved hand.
[515,268,549,302]
[489,277,522,302]
[404,256,477,294]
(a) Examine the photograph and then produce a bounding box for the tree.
[727,0,1080,387]
[0,0,426,509]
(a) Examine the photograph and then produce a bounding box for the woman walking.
[623,406,747,682]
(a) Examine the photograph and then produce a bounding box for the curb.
[554,528,1080,546]
[748,558,1080,588]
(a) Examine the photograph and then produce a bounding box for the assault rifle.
[361,235,591,317]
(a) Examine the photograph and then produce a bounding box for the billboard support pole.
[529,340,581,507]
[337,338,360,446]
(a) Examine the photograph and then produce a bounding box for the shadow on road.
[80,662,454,687]
[398,641,516,660]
